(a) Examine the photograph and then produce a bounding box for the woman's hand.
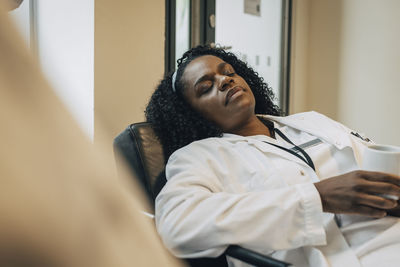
[314,170,400,218]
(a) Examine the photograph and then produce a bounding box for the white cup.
[362,144,400,200]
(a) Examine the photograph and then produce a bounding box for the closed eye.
[198,81,213,95]
[201,85,212,95]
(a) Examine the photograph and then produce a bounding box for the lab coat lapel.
[226,111,365,170]
[264,112,352,149]
[263,111,369,168]
[249,138,313,169]
[274,112,373,167]
[222,134,312,169]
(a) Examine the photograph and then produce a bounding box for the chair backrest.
[113,122,165,204]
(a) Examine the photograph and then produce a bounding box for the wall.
[35,0,95,138]
[94,0,165,143]
[215,0,283,103]
[337,0,400,145]
[289,0,309,113]
[305,0,343,120]
[291,0,400,145]
[10,1,165,142]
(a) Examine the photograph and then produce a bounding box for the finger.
[353,205,387,218]
[356,193,398,209]
[362,181,400,198]
[360,170,400,186]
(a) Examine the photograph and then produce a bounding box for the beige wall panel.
[294,0,400,145]
[94,0,165,142]
[289,0,309,114]
[336,0,400,145]
[306,0,343,120]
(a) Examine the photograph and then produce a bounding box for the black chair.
[113,122,291,267]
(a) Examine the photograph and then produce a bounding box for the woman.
[145,45,400,266]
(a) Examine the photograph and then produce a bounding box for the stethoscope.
[263,128,316,171]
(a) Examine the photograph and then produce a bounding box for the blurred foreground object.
[2,0,23,11]
[0,3,182,267]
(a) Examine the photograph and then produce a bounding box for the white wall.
[35,0,94,138]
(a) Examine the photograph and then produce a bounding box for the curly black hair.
[145,45,281,161]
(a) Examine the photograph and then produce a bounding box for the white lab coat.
[155,111,400,267]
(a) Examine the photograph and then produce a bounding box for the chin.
[236,98,255,111]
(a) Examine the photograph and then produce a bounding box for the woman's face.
[181,55,256,133]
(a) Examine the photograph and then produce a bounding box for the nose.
[217,74,234,91]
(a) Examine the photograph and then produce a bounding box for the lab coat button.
[300,170,305,176]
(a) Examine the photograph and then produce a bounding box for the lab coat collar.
[221,133,313,169]
[263,112,369,167]
[221,111,356,169]
[222,111,352,150]
[261,111,353,150]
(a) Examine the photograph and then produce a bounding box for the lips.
[225,86,243,105]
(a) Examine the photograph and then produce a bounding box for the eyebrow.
[193,62,228,87]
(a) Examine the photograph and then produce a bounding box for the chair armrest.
[225,245,291,267]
